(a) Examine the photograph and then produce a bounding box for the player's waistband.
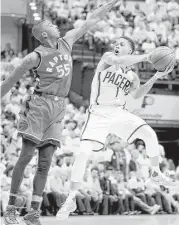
[33,90,65,102]
[95,102,126,108]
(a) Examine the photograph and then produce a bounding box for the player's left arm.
[131,66,174,99]
[63,0,118,48]
[90,72,100,105]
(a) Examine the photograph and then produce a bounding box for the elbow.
[132,93,139,99]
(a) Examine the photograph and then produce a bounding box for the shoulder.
[21,52,40,70]
[58,37,72,52]
[98,51,114,66]
[102,51,114,59]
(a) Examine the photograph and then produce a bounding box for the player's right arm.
[1,52,40,97]
[131,66,174,99]
[102,51,151,67]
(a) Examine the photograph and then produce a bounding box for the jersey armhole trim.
[61,37,72,52]
[33,51,42,70]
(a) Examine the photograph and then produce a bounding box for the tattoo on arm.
[1,53,38,97]
[133,75,158,99]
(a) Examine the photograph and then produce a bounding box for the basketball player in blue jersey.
[0,1,127,224]
[56,36,175,220]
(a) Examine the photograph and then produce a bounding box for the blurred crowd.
[1,0,179,218]
[46,0,179,60]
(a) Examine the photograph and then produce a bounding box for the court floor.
[1,215,179,225]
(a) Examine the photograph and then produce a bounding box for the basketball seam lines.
[152,52,174,64]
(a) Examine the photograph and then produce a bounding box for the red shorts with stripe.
[18,93,66,148]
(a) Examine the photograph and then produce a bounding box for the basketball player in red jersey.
[1,1,125,224]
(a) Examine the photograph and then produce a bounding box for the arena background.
[1,0,179,222]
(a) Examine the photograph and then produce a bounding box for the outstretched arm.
[64,0,118,48]
[1,52,40,97]
[102,52,149,67]
[90,72,100,105]
[131,66,174,99]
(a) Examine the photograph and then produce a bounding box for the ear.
[41,32,48,38]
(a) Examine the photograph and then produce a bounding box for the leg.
[124,195,130,212]
[56,111,109,219]
[136,193,147,204]
[100,194,109,215]
[23,144,55,225]
[129,125,160,173]
[83,196,93,214]
[56,139,94,219]
[133,196,160,215]
[4,139,37,225]
[31,144,56,210]
[70,140,93,194]
[128,125,176,187]
[9,139,37,203]
[76,195,85,214]
[117,197,125,214]
[153,192,163,211]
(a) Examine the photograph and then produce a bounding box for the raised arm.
[131,66,174,99]
[1,52,40,97]
[64,0,118,47]
[90,71,100,105]
[102,51,149,67]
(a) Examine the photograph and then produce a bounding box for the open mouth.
[114,49,119,54]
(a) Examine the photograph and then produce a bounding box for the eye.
[120,42,124,46]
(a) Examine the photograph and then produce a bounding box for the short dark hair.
[91,167,99,173]
[120,36,135,54]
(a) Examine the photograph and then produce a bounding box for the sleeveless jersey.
[92,65,134,106]
[33,38,73,97]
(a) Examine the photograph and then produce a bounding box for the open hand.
[155,62,175,79]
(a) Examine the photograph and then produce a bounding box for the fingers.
[165,58,176,74]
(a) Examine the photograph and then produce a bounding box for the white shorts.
[81,105,147,150]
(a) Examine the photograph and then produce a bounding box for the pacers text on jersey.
[102,71,132,95]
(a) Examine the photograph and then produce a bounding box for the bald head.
[32,20,47,41]
[32,20,60,42]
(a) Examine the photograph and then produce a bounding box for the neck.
[42,38,58,49]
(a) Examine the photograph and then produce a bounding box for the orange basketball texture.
[150,47,175,71]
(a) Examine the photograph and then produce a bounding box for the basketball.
[150,46,175,72]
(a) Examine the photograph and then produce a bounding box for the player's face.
[42,22,60,40]
[113,38,132,56]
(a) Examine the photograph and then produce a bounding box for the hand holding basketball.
[148,46,175,72]
[155,64,175,79]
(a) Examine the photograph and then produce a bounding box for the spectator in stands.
[78,170,94,215]
[1,43,15,60]
[99,167,120,215]
[89,167,103,213]
[49,167,68,213]
[117,171,135,215]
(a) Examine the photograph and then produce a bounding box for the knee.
[77,140,93,157]
[18,153,34,165]
[103,195,109,202]
[140,126,157,141]
[37,157,52,174]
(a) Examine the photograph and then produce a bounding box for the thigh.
[18,95,49,144]
[109,109,147,143]
[38,144,56,161]
[19,138,37,158]
[39,99,66,148]
[81,110,110,150]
